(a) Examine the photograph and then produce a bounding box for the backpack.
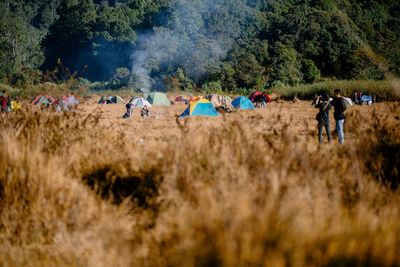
[316,102,330,121]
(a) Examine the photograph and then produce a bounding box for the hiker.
[141,105,150,118]
[260,95,267,109]
[1,89,9,113]
[331,89,347,144]
[123,103,134,118]
[315,93,332,144]
[372,93,377,104]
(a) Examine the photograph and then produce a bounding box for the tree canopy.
[0,0,399,91]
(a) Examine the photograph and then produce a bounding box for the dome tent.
[98,96,124,104]
[129,97,152,108]
[32,95,54,105]
[111,95,124,104]
[147,92,171,106]
[61,94,80,104]
[249,92,272,103]
[179,99,218,118]
[342,97,353,106]
[232,96,255,109]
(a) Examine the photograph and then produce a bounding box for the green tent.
[147,92,171,106]
[111,95,124,104]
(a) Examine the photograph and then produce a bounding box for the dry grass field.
[1,96,399,267]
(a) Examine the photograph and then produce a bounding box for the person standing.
[315,93,332,144]
[260,95,266,109]
[331,89,347,144]
[1,90,9,113]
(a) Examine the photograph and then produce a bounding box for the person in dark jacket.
[141,105,150,118]
[315,93,332,144]
[331,89,347,144]
[0,89,8,113]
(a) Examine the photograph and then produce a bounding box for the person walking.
[315,93,332,144]
[331,89,346,144]
[1,90,9,113]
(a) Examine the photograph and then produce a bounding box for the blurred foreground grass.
[0,101,399,266]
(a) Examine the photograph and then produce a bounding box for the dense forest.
[0,0,399,92]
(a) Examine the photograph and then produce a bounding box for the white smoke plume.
[130,0,247,91]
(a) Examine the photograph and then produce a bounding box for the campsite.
[1,0,400,266]
[1,91,400,266]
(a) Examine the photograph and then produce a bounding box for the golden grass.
[0,98,399,266]
[271,80,400,101]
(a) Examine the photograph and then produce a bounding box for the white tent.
[342,97,353,106]
[130,97,152,108]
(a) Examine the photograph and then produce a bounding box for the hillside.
[0,0,399,92]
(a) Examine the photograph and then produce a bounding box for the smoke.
[130,0,252,91]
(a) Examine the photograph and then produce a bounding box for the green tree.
[269,42,302,86]
[301,59,321,83]
[0,12,43,77]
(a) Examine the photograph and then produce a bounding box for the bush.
[301,59,321,84]
[231,87,251,95]
[201,81,224,94]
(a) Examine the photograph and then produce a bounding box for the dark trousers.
[318,120,331,143]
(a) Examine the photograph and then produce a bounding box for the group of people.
[315,89,346,144]
[123,103,150,119]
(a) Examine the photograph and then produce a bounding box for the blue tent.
[179,99,218,118]
[232,96,255,109]
[361,95,373,105]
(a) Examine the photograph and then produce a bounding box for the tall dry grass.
[272,80,400,101]
[0,101,399,266]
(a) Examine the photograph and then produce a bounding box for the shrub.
[201,80,224,94]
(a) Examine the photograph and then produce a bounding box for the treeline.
[0,0,399,92]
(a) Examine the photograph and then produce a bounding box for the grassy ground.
[0,96,399,266]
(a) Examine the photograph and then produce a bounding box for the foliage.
[201,80,223,94]
[0,0,399,93]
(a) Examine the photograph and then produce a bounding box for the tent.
[111,95,124,104]
[342,97,353,106]
[249,92,272,103]
[204,94,234,113]
[55,99,72,112]
[147,92,171,106]
[188,96,202,103]
[175,96,188,102]
[224,96,232,102]
[129,97,152,108]
[98,96,124,104]
[232,96,255,109]
[98,96,112,104]
[61,94,80,104]
[178,99,218,118]
[361,95,373,105]
[128,97,137,104]
[32,95,54,105]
